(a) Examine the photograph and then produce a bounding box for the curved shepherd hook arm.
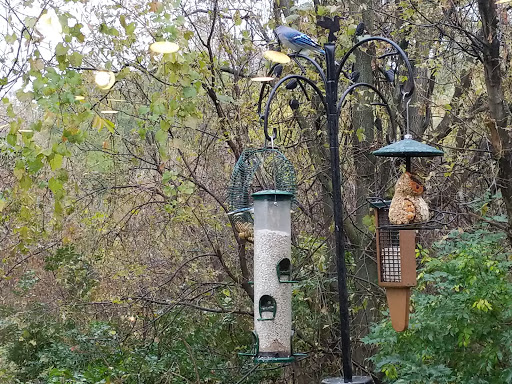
[336,82,396,133]
[289,53,327,84]
[257,55,327,119]
[262,74,327,141]
[336,36,415,98]
[256,63,282,119]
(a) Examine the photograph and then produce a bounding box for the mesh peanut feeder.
[227,148,296,243]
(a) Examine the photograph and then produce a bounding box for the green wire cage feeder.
[227,148,296,242]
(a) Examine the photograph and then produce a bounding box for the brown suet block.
[389,172,429,225]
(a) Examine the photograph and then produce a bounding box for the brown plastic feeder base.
[386,287,411,332]
[321,376,373,383]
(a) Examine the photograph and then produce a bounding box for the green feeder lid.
[372,134,443,158]
[252,190,294,200]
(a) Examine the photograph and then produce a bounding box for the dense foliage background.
[0,0,512,383]
[365,229,512,383]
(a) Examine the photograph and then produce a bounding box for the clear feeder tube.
[252,190,293,358]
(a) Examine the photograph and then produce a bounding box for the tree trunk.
[348,0,380,367]
[477,0,512,246]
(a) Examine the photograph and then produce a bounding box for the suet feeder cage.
[370,134,443,331]
[368,198,416,332]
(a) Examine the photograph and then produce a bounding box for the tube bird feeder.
[252,190,294,362]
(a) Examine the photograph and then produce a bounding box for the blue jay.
[272,64,283,77]
[349,70,360,83]
[274,26,325,55]
[355,22,365,36]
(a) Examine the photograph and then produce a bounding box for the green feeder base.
[254,355,295,363]
[254,352,307,364]
[238,330,307,364]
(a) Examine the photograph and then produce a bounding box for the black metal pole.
[324,43,353,382]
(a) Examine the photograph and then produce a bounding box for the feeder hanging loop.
[403,94,412,138]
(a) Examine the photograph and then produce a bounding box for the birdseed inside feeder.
[371,134,443,331]
[251,190,295,362]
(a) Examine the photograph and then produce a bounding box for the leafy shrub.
[364,229,512,384]
[0,305,277,384]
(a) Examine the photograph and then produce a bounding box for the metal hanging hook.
[402,92,412,139]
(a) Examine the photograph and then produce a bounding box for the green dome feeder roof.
[372,135,443,158]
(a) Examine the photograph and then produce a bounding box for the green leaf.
[50,154,63,171]
[16,90,34,102]
[154,129,167,144]
[356,127,365,142]
[6,134,16,146]
[55,42,69,56]
[138,106,150,115]
[285,14,300,23]
[68,51,83,66]
[217,94,234,104]
[316,6,327,16]
[162,170,177,184]
[183,86,197,98]
[175,15,185,26]
[27,156,44,174]
[48,177,63,198]
[20,174,32,190]
[99,23,119,36]
[0,199,6,212]
[24,16,37,28]
[234,11,242,26]
[104,119,115,134]
[5,33,17,44]
[125,22,136,35]
[362,214,375,232]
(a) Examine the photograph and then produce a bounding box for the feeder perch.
[277,258,298,283]
[258,295,277,320]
